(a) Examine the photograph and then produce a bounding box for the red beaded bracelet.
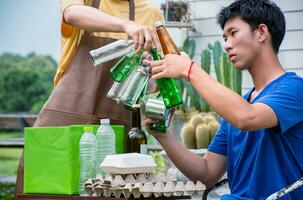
[187,60,195,82]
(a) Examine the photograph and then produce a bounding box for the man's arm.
[147,54,278,131]
[145,123,226,189]
[63,5,160,52]
[188,63,278,131]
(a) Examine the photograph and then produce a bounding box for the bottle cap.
[154,21,163,28]
[84,127,93,132]
[100,118,110,125]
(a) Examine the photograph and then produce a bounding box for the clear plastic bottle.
[96,119,116,176]
[89,39,134,66]
[79,127,97,196]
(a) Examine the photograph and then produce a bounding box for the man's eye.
[231,31,237,36]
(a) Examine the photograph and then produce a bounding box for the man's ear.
[257,24,269,42]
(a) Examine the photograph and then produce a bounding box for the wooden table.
[16,194,190,200]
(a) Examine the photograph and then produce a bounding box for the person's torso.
[56,0,163,85]
[224,72,303,200]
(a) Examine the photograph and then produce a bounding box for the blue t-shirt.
[208,72,303,200]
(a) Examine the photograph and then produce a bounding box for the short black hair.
[217,0,286,53]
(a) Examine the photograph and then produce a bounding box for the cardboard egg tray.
[84,173,206,198]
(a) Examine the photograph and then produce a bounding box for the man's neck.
[248,47,285,92]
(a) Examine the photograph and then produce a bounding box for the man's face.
[223,17,261,70]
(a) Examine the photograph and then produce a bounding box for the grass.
[0,132,23,175]
[0,148,22,175]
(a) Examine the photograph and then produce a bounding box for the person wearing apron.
[15,0,163,197]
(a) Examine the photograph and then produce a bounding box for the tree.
[0,52,57,112]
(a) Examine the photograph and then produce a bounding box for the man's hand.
[143,52,192,79]
[122,21,161,54]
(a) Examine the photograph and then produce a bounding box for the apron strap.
[129,0,135,21]
[92,0,100,9]
[92,0,135,21]
[90,0,135,39]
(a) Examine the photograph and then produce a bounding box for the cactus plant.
[196,123,210,149]
[190,113,204,129]
[208,120,219,141]
[209,41,242,95]
[181,123,196,149]
[183,38,196,59]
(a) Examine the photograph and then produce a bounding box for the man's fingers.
[151,71,166,80]
[143,28,152,50]
[150,60,163,67]
[149,27,162,53]
[136,33,144,54]
[151,66,163,75]
[142,59,151,66]
[132,33,139,50]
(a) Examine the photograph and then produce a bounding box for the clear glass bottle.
[89,39,134,66]
[151,48,183,108]
[79,127,97,196]
[107,69,135,103]
[95,119,116,176]
[121,64,150,107]
[110,50,143,82]
[128,105,147,153]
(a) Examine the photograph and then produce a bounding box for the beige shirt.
[55,0,163,85]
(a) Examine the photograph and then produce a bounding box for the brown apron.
[15,0,135,197]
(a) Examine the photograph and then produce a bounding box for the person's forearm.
[63,5,128,32]
[155,132,210,184]
[189,64,252,129]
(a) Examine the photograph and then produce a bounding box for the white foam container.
[100,153,156,174]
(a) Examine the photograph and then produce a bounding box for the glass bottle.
[155,21,180,55]
[110,50,143,82]
[128,104,147,153]
[151,48,183,108]
[107,69,135,103]
[140,95,170,134]
[89,39,134,66]
[121,64,150,107]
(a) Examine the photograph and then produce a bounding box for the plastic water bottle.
[96,119,116,175]
[79,127,97,196]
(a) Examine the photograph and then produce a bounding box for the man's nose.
[224,39,233,52]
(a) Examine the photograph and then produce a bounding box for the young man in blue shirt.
[144,0,303,199]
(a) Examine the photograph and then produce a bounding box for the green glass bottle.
[151,119,168,133]
[110,50,143,82]
[128,105,147,153]
[151,48,183,108]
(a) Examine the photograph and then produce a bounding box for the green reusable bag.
[24,124,124,195]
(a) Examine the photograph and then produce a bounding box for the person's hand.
[143,108,176,136]
[122,21,161,54]
[143,52,192,79]
[143,117,161,135]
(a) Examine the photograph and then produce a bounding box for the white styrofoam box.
[100,153,156,174]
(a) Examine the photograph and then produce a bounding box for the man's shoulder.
[276,72,303,91]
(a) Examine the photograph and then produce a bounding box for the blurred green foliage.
[0,52,56,112]
[0,182,15,200]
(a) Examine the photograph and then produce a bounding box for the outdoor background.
[0,0,302,199]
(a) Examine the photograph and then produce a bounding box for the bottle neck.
[156,26,180,55]
[132,108,141,128]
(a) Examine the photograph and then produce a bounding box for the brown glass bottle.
[155,21,180,55]
[128,105,147,153]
